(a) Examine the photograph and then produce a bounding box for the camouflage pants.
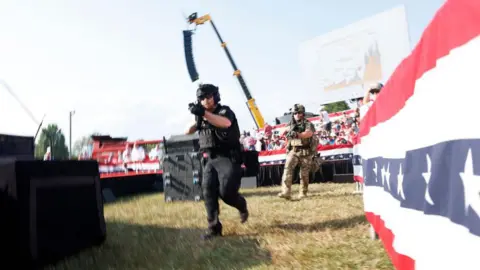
[281,151,313,195]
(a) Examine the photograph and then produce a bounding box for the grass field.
[48,183,393,270]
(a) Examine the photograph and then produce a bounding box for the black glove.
[188,102,205,117]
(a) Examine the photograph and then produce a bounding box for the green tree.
[323,101,350,113]
[143,142,158,153]
[72,132,101,157]
[35,124,69,160]
[133,139,158,153]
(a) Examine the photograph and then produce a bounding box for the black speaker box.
[0,159,106,269]
[242,151,259,177]
[163,134,200,154]
[162,152,203,202]
[0,134,34,159]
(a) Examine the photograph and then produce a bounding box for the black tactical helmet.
[293,103,305,113]
[197,83,221,103]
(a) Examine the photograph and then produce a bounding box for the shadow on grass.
[48,221,271,270]
[242,190,354,201]
[242,189,280,197]
[272,215,367,232]
[305,191,355,199]
[101,174,164,205]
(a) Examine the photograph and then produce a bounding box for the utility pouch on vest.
[199,129,216,149]
[290,139,303,147]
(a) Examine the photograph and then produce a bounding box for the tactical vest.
[197,105,241,155]
[289,120,316,156]
[290,121,309,146]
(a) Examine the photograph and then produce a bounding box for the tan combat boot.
[277,192,291,200]
[297,192,307,200]
[277,187,292,200]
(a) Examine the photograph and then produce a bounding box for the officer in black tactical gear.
[185,83,249,240]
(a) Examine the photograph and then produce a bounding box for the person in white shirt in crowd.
[131,142,146,172]
[250,128,257,140]
[137,144,146,160]
[255,134,264,152]
[130,143,139,162]
[239,133,246,150]
[133,142,146,161]
[122,144,131,172]
[43,146,52,160]
[319,106,332,132]
[359,82,383,120]
[149,144,162,161]
[130,143,140,171]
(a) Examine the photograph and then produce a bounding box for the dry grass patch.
[48,183,393,270]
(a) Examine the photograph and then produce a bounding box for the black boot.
[201,230,222,240]
[201,222,222,240]
[240,210,249,224]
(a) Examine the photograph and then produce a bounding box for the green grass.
[47,183,393,270]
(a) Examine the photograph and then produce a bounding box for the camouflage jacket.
[286,119,318,156]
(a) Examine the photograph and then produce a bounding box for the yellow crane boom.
[184,12,266,129]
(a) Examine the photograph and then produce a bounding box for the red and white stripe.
[359,1,480,269]
[99,160,161,174]
[258,144,353,163]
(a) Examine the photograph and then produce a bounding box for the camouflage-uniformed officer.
[278,104,317,200]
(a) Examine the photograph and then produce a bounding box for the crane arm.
[186,13,266,129]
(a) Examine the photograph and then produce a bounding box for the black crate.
[162,152,203,202]
[0,134,34,159]
[163,134,200,154]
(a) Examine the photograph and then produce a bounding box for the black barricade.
[0,134,34,159]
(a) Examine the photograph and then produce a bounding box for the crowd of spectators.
[240,107,361,152]
[79,142,164,165]
[316,110,360,146]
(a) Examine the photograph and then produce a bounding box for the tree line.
[34,124,155,160]
[34,123,99,160]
